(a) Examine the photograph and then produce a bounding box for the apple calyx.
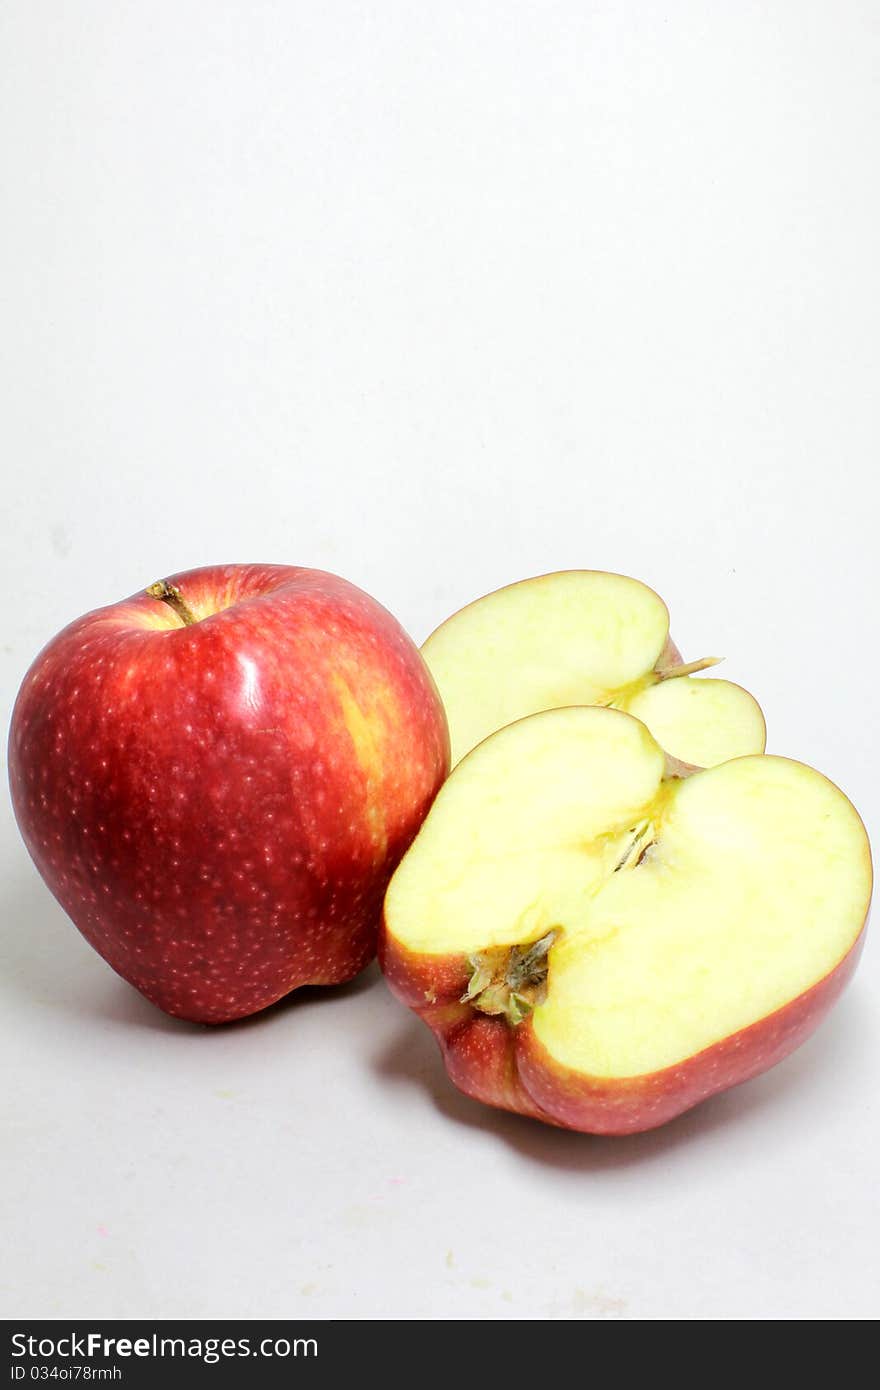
[145,579,198,627]
[462,930,558,1025]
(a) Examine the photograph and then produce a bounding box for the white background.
[1,2,878,1321]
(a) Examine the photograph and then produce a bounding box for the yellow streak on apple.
[332,672,390,854]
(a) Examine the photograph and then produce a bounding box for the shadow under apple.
[3,864,871,1164]
[0,869,378,1036]
[371,994,872,1172]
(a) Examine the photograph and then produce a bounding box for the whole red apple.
[9,564,449,1023]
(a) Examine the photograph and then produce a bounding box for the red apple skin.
[378,924,867,1135]
[9,564,449,1023]
[655,635,683,671]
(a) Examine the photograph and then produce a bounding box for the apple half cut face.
[381,707,871,1134]
[421,570,766,769]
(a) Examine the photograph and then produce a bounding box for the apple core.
[383,706,871,1130]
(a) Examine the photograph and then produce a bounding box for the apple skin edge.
[655,634,683,671]
[378,923,868,1135]
[9,565,450,1023]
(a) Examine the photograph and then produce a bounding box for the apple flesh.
[421,570,766,768]
[381,707,871,1134]
[9,564,449,1023]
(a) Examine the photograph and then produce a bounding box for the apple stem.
[654,655,723,681]
[145,580,198,627]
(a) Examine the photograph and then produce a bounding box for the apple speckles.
[9,564,448,1023]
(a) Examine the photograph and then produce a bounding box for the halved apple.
[380,707,871,1134]
[422,570,766,768]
